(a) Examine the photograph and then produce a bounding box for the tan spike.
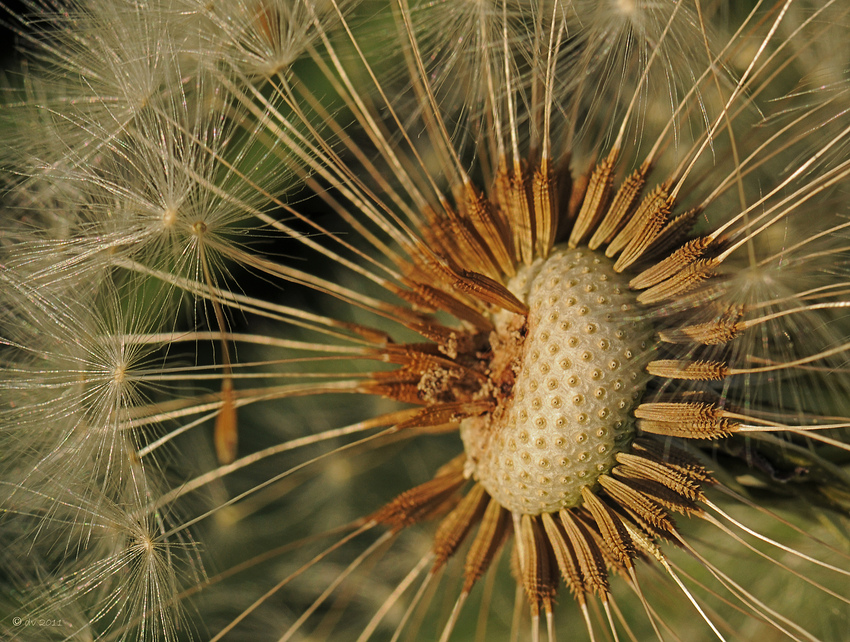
[559,509,610,596]
[639,207,703,262]
[420,205,463,267]
[610,500,670,543]
[462,182,516,278]
[597,474,674,533]
[462,497,511,593]
[637,418,736,440]
[580,487,636,566]
[636,401,725,424]
[636,258,720,305]
[635,401,739,439]
[433,483,488,569]
[630,438,714,485]
[568,149,618,248]
[451,269,529,315]
[646,359,729,381]
[401,283,492,330]
[393,400,494,432]
[337,320,394,346]
[630,236,713,290]
[517,515,557,614]
[613,190,675,271]
[574,514,625,574]
[614,453,704,502]
[611,473,700,517]
[370,366,419,384]
[435,207,486,276]
[493,163,519,264]
[371,456,466,531]
[403,322,472,354]
[589,163,649,250]
[533,159,558,258]
[498,160,534,266]
[541,512,586,600]
[380,343,457,369]
[444,206,501,279]
[607,183,673,260]
[659,306,743,344]
[619,519,666,564]
[360,380,426,405]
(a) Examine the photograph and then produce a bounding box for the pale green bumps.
[461,246,653,514]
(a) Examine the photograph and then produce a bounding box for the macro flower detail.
[459,246,651,514]
[2,1,850,641]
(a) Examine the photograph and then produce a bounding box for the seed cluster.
[461,247,652,514]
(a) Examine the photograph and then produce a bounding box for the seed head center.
[461,246,652,514]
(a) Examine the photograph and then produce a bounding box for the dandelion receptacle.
[2,1,850,640]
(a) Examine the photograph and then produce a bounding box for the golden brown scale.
[381,344,457,368]
[568,151,617,248]
[589,163,649,249]
[637,257,721,304]
[450,268,529,315]
[646,359,729,380]
[612,473,700,517]
[614,452,705,502]
[371,457,467,532]
[492,165,516,260]
[399,283,492,330]
[462,183,516,277]
[507,165,536,266]
[540,512,586,600]
[580,488,636,566]
[631,235,713,289]
[558,509,611,597]
[462,499,511,593]
[420,206,464,268]
[637,419,737,439]
[360,381,429,405]
[432,483,488,568]
[598,475,675,533]
[213,379,238,465]
[608,182,673,260]
[614,186,676,271]
[516,515,557,615]
[629,438,714,485]
[392,401,494,432]
[659,306,743,344]
[493,162,533,266]
[339,321,395,345]
[443,205,501,278]
[639,208,704,265]
[369,367,421,385]
[532,160,557,258]
[636,401,737,429]
[404,322,475,356]
[577,512,630,574]
[566,167,589,223]
[379,344,488,390]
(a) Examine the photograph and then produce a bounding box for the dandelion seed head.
[3,0,850,640]
[186,0,341,77]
